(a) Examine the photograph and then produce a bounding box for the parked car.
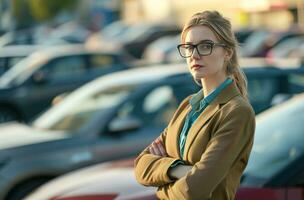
[0,64,199,200]
[26,93,304,200]
[236,92,304,200]
[266,36,304,60]
[0,45,43,76]
[143,35,182,64]
[0,44,131,123]
[240,29,303,57]
[25,158,156,200]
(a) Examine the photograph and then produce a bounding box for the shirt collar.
[190,78,233,110]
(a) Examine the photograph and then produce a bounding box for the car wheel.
[0,107,19,123]
[6,178,49,200]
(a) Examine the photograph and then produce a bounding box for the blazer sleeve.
[134,96,192,187]
[157,103,256,199]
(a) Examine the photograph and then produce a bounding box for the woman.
[134,10,255,200]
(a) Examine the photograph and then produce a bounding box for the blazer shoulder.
[222,95,255,118]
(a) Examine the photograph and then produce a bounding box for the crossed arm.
[149,138,192,180]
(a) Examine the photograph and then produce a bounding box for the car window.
[90,54,115,69]
[44,56,86,80]
[8,57,24,68]
[242,96,304,186]
[0,58,5,74]
[34,85,136,132]
[248,78,279,104]
[0,53,48,86]
[288,74,304,93]
[115,80,197,127]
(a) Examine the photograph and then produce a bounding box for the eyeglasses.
[177,41,226,58]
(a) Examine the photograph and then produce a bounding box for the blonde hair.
[181,10,248,100]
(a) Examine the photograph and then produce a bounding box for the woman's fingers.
[149,146,156,155]
[156,140,167,156]
[149,139,167,156]
[152,142,161,155]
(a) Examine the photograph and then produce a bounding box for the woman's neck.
[201,74,228,97]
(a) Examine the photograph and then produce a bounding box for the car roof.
[0,45,43,57]
[65,63,188,100]
[64,59,304,103]
[256,92,304,122]
[239,57,303,69]
[27,44,119,60]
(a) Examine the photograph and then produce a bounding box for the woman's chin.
[192,73,206,81]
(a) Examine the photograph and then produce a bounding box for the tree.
[29,0,77,22]
[11,0,34,29]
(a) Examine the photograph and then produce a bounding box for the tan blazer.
[134,82,255,200]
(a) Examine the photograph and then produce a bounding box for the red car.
[26,93,304,200]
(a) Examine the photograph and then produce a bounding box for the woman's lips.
[192,64,203,70]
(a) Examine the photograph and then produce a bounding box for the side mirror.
[108,116,141,133]
[32,71,48,84]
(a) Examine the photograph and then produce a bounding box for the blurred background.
[0,0,304,200]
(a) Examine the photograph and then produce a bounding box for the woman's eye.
[185,45,193,50]
[199,44,211,50]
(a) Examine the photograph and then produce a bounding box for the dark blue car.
[0,44,132,123]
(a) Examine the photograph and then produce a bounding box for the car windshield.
[32,84,135,132]
[242,95,304,186]
[0,53,48,86]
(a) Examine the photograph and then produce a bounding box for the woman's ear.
[225,48,233,61]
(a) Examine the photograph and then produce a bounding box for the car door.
[21,55,88,118]
[86,53,126,79]
[277,155,304,200]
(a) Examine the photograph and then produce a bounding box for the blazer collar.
[211,81,240,105]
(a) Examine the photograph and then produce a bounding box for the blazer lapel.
[183,104,219,160]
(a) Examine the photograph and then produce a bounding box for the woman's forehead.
[184,26,218,43]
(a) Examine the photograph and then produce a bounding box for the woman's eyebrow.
[185,39,214,44]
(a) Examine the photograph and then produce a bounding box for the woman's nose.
[191,48,201,59]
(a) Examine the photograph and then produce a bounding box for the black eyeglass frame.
[177,41,227,58]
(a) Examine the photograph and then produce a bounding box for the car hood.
[0,122,67,150]
[26,158,156,200]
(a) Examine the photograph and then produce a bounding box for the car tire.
[0,107,19,123]
[6,178,49,200]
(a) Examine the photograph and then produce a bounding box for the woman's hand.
[149,138,167,157]
[168,165,192,179]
